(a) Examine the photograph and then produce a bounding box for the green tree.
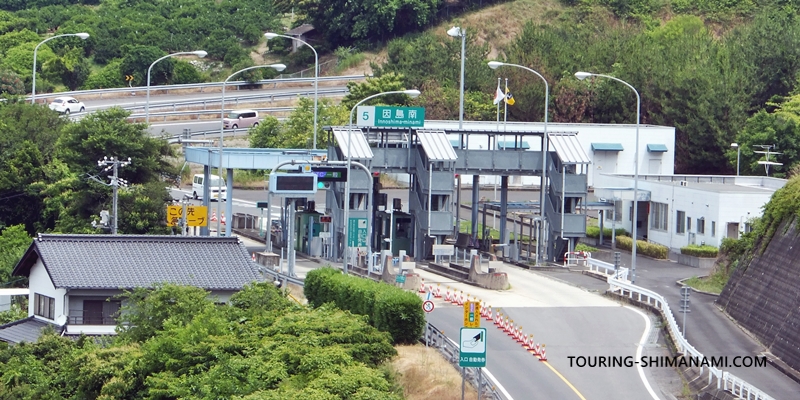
[249,115,283,148]
[0,68,24,94]
[116,284,214,343]
[732,110,800,177]
[82,59,123,89]
[341,72,413,110]
[278,97,349,149]
[0,225,30,287]
[120,45,170,86]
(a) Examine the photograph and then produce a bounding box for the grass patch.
[334,47,366,74]
[683,270,728,294]
[390,344,478,400]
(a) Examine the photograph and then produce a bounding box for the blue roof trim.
[591,143,624,152]
[497,141,530,150]
[647,144,668,152]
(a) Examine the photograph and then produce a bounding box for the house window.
[711,221,716,237]
[676,211,686,234]
[650,202,668,231]
[34,293,55,320]
[687,217,692,232]
[698,218,705,235]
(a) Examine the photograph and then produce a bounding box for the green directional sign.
[357,106,425,128]
[347,217,368,247]
[459,327,487,367]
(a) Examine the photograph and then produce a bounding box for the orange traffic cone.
[210,211,218,222]
[221,212,226,225]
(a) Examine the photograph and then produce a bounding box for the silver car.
[49,96,86,115]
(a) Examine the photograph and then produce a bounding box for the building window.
[34,293,55,320]
[651,202,668,231]
[676,211,686,234]
[614,200,622,222]
[711,221,716,237]
[687,217,692,232]
[698,218,705,235]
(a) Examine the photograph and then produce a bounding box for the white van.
[192,174,226,201]
[223,109,260,130]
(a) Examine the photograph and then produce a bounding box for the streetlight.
[216,63,286,236]
[446,26,466,129]
[575,71,640,283]
[731,143,740,176]
[265,32,319,149]
[489,61,549,265]
[343,89,421,269]
[146,50,207,124]
[32,32,90,104]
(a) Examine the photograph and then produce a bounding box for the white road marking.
[625,305,661,400]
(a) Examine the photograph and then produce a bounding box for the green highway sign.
[459,327,487,368]
[347,217,368,247]
[357,106,425,128]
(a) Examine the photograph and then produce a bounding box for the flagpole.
[504,78,509,132]
[496,77,501,131]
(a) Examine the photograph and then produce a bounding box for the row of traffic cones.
[416,284,547,362]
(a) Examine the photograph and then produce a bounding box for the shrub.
[304,267,424,344]
[575,243,598,253]
[586,225,627,238]
[681,244,719,258]
[615,236,669,259]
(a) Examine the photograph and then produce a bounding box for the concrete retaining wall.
[675,253,716,268]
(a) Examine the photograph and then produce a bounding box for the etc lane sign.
[357,106,425,127]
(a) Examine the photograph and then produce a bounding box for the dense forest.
[2,0,800,176]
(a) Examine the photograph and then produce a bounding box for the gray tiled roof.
[13,235,263,290]
[0,316,62,344]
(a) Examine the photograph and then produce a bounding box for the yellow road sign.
[463,301,481,328]
[167,205,208,227]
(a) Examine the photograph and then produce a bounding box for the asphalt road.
[539,251,800,400]
[418,265,668,400]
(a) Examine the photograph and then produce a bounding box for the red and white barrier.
[538,344,547,361]
[444,287,452,302]
[210,211,218,222]
[485,306,493,321]
[433,285,442,298]
[221,212,226,225]
[419,279,426,293]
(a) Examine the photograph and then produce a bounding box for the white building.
[594,174,787,251]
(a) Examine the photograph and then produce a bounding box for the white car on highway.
[49,96,86,114]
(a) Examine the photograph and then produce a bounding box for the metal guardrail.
[128,87,348,114]
[422,323,511,399]
[31,75,367,100]
[598,264,774,400]
[587,257,629,281]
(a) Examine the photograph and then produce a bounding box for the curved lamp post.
[343,89,421,268]
[146,50,207,124]
[731,143,740,176]
[447,26,466,129]
[488,61,549,265]
[32,32,90,104]
[216,63,286,236]
[575,71,640,283]
[265,32,319,149]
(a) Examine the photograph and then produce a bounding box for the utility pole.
[95,156,132,234]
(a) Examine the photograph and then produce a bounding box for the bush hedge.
[616,236,669,259]
[681,244,719,258]
[304,267,425,345]
[586,225,627,239]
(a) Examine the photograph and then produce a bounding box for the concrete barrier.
[379,254,421,291]
[469,255,508,290]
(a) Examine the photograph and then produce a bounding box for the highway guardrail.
[602,268,774,400]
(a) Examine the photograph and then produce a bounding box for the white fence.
[590,259,774,400]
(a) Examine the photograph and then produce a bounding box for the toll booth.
[291,199,322,256]
[374,198,413,257]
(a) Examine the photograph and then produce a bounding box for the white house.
[594,174,787,251]
[0,234,264,344]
